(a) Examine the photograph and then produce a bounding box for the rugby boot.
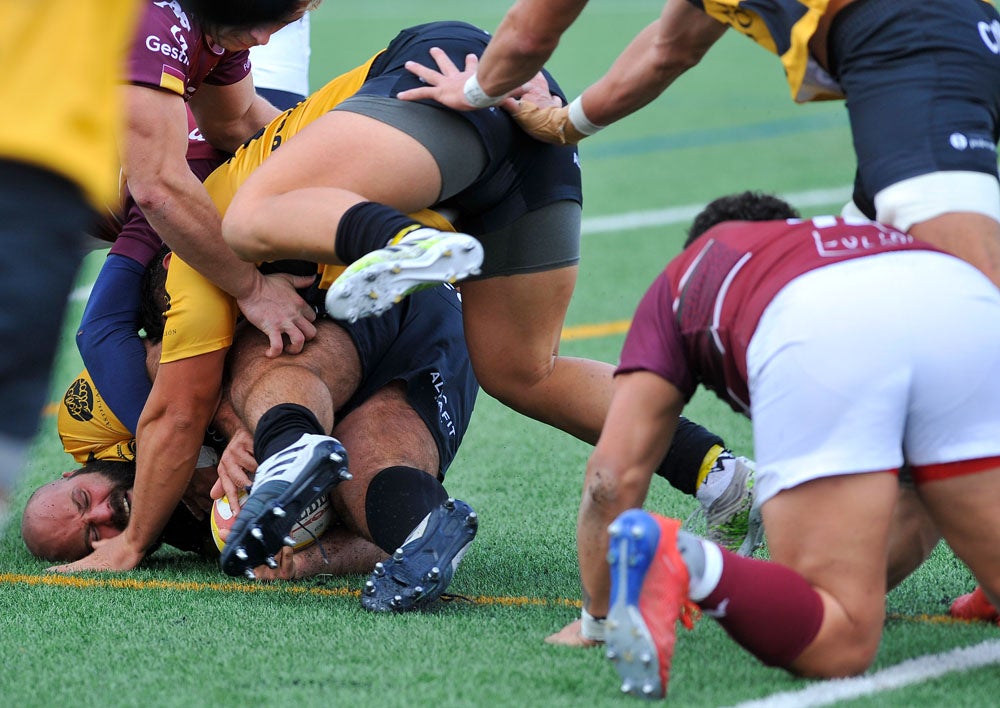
[950,585,1000,624]
[362,497,478,612]
[688,454,764,557]
[605,510,699,700]
[325,228,483,322]
[220,434,351,578]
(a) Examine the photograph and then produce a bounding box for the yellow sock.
[695,444,726,492]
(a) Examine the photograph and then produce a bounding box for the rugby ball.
[210,490,333,553]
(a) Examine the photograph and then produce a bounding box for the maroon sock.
[698,549,824,667]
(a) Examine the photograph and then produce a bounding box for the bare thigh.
[225,320,362,430]
[459,267,614,443]
[763,471,898,677]
[916,466,1000,606]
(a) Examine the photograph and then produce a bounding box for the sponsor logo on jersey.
[146,28,190,66]
[949,132,996,152]
[153,0,191,30]
[980,19,1000,55]
[64,378,95,423]
[431,371,457,438]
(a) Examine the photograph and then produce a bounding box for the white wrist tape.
[463,73,503,109]
[580,607,606,642]
[567,96,605,136]
[196,445,219,469]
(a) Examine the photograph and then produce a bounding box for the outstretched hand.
[47,534,144,574]
[545,618,603,647]
[399,48,484,110]
[237,272,317,358]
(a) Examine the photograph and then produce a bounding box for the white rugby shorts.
[746,250,1000,506]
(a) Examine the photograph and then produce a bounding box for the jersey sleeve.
[617,272,697,399]
[126,6,196,96]
[58,371,136,464]
[204,49,251,86]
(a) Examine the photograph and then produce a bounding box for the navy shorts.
[828,0,1000,216]
[339,21,583,244]
[334,284,478,477]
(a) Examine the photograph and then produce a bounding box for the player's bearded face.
[75,465,134,531]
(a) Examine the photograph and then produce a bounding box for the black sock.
[364,466,449,553]
[654,417,725,495]
[253,403,325,464]
[334,202,424,264]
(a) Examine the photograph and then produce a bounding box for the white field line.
[726,639,1000,708]
[68,184,853,303]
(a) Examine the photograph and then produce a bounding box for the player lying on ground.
[23,253,479,608]
[553,191,1000,698]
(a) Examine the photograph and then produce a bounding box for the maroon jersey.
[127,0,250,101]
[618,217,937,414]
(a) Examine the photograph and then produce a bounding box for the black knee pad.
[365,465,448,553]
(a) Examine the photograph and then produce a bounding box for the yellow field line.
[0,572,581,608]
[560,319,631,341]
[0,573,982,624]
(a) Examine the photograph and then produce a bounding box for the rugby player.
[553,192,1000,698]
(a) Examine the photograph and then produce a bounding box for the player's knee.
[472,351,553,409]
[792,622,881,678]
[221,209,270,262]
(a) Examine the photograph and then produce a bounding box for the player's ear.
[61,469,75,479]
[162,251,173,270]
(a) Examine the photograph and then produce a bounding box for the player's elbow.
[583,456,648,519]
[128,178,175,222]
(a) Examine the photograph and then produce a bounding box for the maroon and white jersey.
[127,0,251,104]
[618,216,938,414]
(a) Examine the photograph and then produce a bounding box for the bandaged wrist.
[580,607,607,642]
[196,445,219,469]
[567,96,605,136]
[463,73,503,109]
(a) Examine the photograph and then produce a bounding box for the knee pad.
[365,465,448,553]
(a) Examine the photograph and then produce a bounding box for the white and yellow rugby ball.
[210,490,333,552]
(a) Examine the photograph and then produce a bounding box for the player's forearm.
[577,10,725,128]
[477,0,587,97]
[126,356,226,553]
[130,169,262,301]
[127,416,212,553]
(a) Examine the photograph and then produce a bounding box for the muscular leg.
[224,320,381,577]
[327,381,441,544]
[460,268,611,444]
[222,111,443,264]
[915,466,1000,609]
[761,472,898,677]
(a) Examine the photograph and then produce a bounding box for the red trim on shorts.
[911,456,1000,485]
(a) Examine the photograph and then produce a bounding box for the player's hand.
[249,546,298,582]
[236,271,317,358]
[399,48,481,109]
[211,429,256,514]
[544,618,602,647]
[47,534,144,574]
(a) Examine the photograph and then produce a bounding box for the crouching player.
[555,191,1000,698]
